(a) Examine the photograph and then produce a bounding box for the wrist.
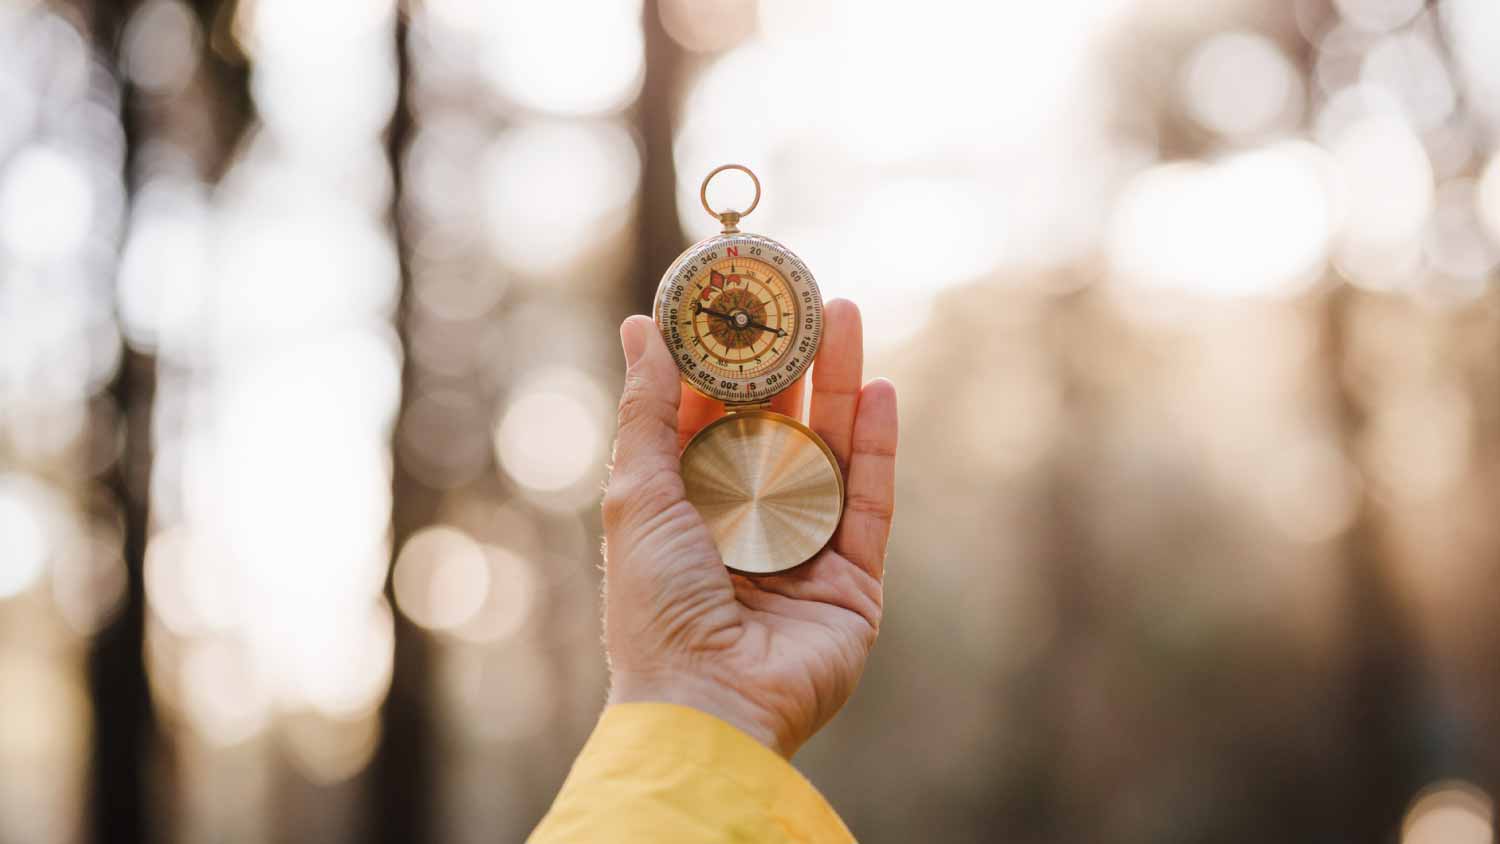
[607,669,790,757]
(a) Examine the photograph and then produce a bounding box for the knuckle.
[602,469,684,532]
[845,489,894,522]
[616,379,672,432]
[600,482,630,528]
[852,436,897,459]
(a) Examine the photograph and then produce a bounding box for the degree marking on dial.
[664,243,816,395]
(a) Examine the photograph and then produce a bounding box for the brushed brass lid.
[680,411,844,575]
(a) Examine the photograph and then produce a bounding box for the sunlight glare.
[0,473,57,600]
[1108,142,1332,297]
[481,122,640,274]
[0,144,93,264]
[477,0,643,116]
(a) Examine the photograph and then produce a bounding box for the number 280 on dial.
[654,232,823,405]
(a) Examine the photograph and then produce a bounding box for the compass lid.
[680,410,843,574]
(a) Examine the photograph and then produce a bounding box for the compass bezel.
[653,231,823,406]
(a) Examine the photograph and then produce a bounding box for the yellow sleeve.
[528,702,855,844]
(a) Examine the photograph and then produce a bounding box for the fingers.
[834,378,897,580]
[609,316,685,493]
[810,300,863,471]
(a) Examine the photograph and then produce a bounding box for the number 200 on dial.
[654,233,823,405]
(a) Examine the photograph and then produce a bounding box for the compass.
[653,165,843,574]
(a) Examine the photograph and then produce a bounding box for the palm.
[672,501,883,749]
[603,299,897,757]
[730,556,882,744]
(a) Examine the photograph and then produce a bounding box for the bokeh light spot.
[50,525,128,636]
[394,526,490,632]
[659,0,756,53]
[283,600,394,718]
[180,637,269,746]
[451,546,539,644]
[1360,33,1455,131]
[281,710,382,785]
[495,382,604,493]
[1402,782,1493,844]
[1336,0,1424,32]
[1329,113,1434,287]
[0,144,94,263]
[0,473,56,599]
[1181,32,1299,137]
[121,0,202,97]
[1424,178,1500,285]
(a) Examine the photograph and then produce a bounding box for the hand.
[601,299,897,758]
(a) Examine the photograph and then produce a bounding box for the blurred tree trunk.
[82,1,255,841]
[78,3,151,843]
[374,13,434,844]
[631,0,684,313]
[1029,287,1104,844]
[1322,283,1427,841]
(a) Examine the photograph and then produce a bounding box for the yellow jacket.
[528,703,855,843]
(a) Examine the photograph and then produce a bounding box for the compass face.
[654,232,822,404]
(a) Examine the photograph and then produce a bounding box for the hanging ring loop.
[700,164,761,232]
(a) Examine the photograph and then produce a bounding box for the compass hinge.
[727,400,773,412]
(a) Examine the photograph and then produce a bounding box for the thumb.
[609,315,684,490]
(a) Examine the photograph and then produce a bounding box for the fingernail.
[620,318,647,368]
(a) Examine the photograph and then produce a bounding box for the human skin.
[601,298,898,758]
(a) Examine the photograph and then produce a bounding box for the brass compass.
[653,165,843,574]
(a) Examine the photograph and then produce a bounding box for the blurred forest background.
[3,0,1500,842]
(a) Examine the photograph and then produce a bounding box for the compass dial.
[654,233,822,404]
